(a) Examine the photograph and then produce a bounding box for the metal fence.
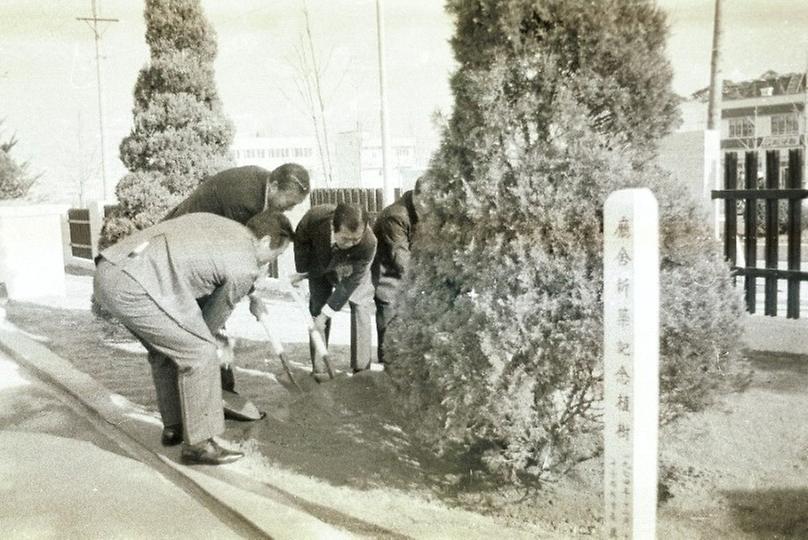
[712,148,808,318]
[310,187,401,224]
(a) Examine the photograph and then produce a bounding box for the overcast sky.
[2,1,808,204]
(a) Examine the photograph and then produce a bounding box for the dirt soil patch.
[7,291,808,539]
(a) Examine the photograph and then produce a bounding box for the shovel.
[219,336,265,421]
[249,294,303,392]
[284,281,335,380]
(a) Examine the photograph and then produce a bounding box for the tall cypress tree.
[385,0,744,479]
[100,0,234,246]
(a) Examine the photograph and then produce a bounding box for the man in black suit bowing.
[293,203,377,376]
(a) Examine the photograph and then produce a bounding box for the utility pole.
[706,0,723,130]
[375,0,394,205]
[77,0,117,201]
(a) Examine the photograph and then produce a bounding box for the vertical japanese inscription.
[604,189,660,539]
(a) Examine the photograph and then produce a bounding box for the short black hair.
[270,163,310,195]
[246,210,294,248]
[332,202,367,233]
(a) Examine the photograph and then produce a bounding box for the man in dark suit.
[371,179,422,363]
[163,162,310,399]
[163,163,311,224]
[94,212,293,465]
[294,203,377,375]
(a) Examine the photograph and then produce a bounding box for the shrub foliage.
[100,0,234,247]
[384,0,745,479]
[0,123,36,199]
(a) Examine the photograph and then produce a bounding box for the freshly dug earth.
[7,293,808,539]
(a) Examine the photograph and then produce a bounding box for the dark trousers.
[308,276,373,372]
[374,297,396,363]
[221,366,235,393]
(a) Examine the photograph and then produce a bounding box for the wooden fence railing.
[67,208,93,260]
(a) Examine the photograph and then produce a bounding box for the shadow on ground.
[743,349,808,393]
[6,300,513,510]
[723,488,808,539]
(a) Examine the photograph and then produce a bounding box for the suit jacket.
[99,213,261,344]
[371,190,418,302]
[294,204,377,312]
[163,166,272,225]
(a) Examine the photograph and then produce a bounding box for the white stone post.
[603,188,660,539]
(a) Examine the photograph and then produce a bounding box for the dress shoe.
[161,424,183,446]
[181,439,244,465]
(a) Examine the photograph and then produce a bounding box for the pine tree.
[384,0,744,479]
[100,0,234,246]
[0,122,36,199]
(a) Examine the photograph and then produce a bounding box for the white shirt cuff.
[321,305,337,319]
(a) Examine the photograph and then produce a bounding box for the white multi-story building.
[683,71,807,182]
[233,132,427,192]
[333,130,424,191]
[231,136,322,183]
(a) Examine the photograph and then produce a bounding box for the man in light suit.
[94,212,293,465]
[294,203,376,375]
[163,162,310,399]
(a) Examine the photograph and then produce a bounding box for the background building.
[232,135,323,185]
[684,71,807,183]
[333,130,424,191]
[233,132,427,192]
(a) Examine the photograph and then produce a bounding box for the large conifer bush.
[100,0,233,247]
[385,0,745,479]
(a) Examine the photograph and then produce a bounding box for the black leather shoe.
[161,424,183,446]
[180,439,244,465]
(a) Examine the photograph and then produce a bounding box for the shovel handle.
[257,314,302,392]
[257,314,285,356]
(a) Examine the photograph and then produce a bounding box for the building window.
[770,113,799,136]
[728,118,754,138]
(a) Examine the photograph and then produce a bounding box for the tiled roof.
[691,72,806,101]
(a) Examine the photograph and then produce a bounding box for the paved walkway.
[0,353,241,539]
[0,323,354,539]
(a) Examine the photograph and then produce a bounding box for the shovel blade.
[222,390,264,421]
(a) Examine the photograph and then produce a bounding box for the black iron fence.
[712,148,808,318]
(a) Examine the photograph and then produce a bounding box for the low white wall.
[0,204,67,299]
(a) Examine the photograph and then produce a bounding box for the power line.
[77,0,118,201]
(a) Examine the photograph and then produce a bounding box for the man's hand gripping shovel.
[248,294,303,392]
[285,273,335,382]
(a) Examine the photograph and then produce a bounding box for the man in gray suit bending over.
[94,211,293,465]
